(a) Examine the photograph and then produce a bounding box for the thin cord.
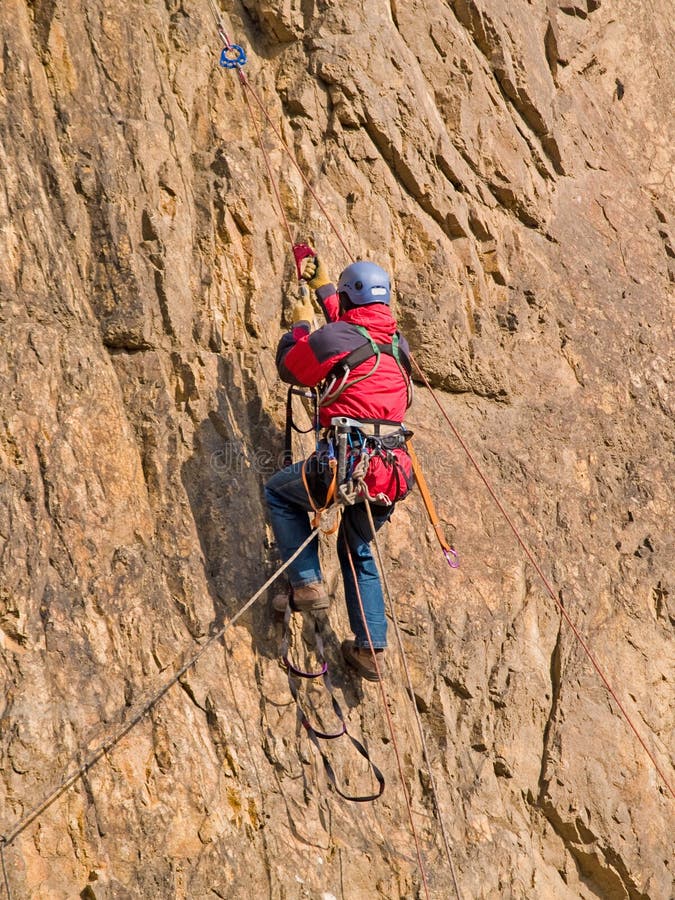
[237,76,296,253]
[235,74,354,262]
[0,528,321,850]
[410,355,675,800]
[0,841,11,900]
[343,532,432,900]
[364,502,463,899]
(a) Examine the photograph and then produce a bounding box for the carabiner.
[443,547,460,569]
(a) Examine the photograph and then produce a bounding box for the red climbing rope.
[343,536,432,900]
[411,357,675,801]
[210,0,673,848]
[238,78,296,253]
[239,76,354,262]
[210,3,353,262]
[363,502,463,899]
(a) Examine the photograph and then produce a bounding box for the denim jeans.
[264,461,394,649]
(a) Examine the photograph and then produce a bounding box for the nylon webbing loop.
[301,454,339,532]
[278,602,385,801]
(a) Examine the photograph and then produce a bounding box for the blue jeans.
[264,461,394,649]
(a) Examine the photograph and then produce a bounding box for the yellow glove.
[291,298,315,325]
[301,254,331,290]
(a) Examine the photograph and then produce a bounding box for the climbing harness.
[325,416,414,507]
[297,414,414,512]
[278,597,385,802]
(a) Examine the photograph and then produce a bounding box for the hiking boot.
[271,591,291,615]
[271,583,329,615]
[341,639,384,682]
[292,582,330,611]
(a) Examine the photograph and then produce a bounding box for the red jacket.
[276,286,411,428]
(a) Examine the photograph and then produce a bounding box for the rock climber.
[264,253,414,681]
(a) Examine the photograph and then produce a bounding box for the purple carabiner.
[443,547,460,568]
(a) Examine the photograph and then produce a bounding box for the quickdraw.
[407,440,460,568]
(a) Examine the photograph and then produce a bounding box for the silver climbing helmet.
[337,261,391,306]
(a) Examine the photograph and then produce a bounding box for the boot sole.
[292,596,330,612]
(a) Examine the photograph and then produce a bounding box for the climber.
[264,253,414,681]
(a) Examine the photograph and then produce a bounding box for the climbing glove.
[291,297,315,326]
[301,254,331,290]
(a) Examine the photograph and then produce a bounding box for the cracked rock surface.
[0,0,673,897]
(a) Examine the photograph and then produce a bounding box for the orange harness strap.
[407,441,454,558]
[301,455,340,533]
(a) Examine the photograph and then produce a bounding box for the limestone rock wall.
[0,0,673,897]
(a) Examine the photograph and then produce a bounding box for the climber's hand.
[301,255,330,290]
[291,298,315,327]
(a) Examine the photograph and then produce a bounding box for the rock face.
[0,0,673,897]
